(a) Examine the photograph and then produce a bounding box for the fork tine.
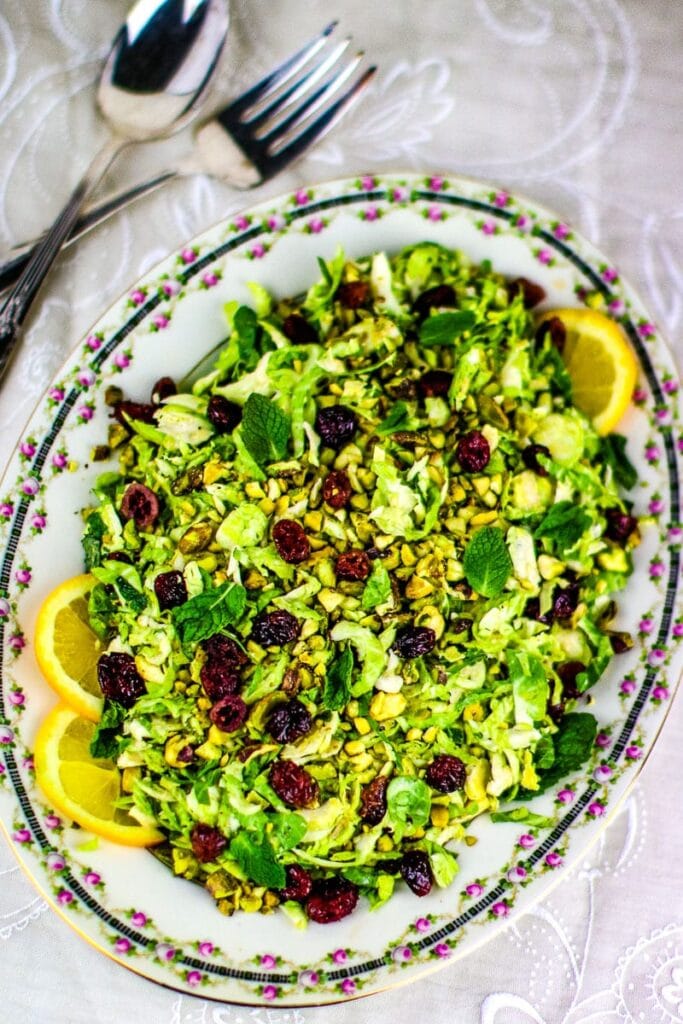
[242,37,353,131]
[262,66,376,177]
[261,54,364,147]
[222,21,338,120]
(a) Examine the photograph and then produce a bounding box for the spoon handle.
[0,136,123,380]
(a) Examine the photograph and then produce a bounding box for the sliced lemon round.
[34,574,105,722]
[541,307,638,435]
[34,704,163,847]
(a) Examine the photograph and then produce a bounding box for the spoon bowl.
[99,0,229,140]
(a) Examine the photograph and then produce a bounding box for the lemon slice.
[34,704,163,847]
[34,574,105,722]
[540,308,638,435]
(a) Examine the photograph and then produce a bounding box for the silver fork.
[0,22,376,293]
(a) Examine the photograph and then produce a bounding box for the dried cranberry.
[556,661,586,700]
[97,652,145,707]
[456,430,490,472]
[609,632,631,654]
[120,482,160,529]
[507,277,546,308]
[604,507,638,543]
[306,877,359,923]
[190,822,227,863]
[207,394,241,434]
[547,701,566,724]
[209,695,248,732]
[269,760,319,808]
[525,597,553,625]
[336,550,371,582]
[315,405,358,450]
[107,551,132,564]
[522,443,551,476]
[413,284,456,320]
[400,850,433,897]
[322,469,352,509]
[200,661,241,701]
[451,616,473,635]
[552,584,579,620]
[267,699,313,743]
[151,376,176,404]
[203,634,248,669]
[536,316,566,352]
[251,610,301,647]
[176,744,195,763]
[336,281,370,309]
[154,570,187,610]
[282,313,319,345]
[359,776,388,825]
[393,625,436,659]
[113,400,157,427]
[272,519,310,564]
[417,369,453,398]
[425,754,466,793]
[280,864,313,902]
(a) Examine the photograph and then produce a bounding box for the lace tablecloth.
[1,2,682,1021]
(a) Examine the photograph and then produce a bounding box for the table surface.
[1,2,682,1022]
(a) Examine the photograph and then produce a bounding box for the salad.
[78,243,638,926]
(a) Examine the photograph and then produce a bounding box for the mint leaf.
[600,433,637,491]
[115,575,147,613]
[270,812,307,851]
[171,582,247,647]
[322,646,354,711]
[534,501,591,552]
[229,833,286,888]
[462,526,512,598]
[535,712,597,793]
[82,512,105,571]
[361,560,392,610]
[376,401,411,436]
[89,701,126,759]
[419,311,476,347]
[241,393,291,465]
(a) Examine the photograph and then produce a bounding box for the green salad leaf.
[419,310,476,346]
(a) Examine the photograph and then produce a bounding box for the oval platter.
[0,173,681,1006]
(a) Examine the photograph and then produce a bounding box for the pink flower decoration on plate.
[180,247,197,264]
[638,321,655,338]
[481,220,496,235]
[427,204,444,222]
[8,691,23,708]
[518,834,535,849]
[12,828,31,843]
[415,917,430,933]
[507,865,527,883]
[233,214,250,230]
[49,387,65,402]
[114,352,131,369]
[263,985,278,1000]
[308,217,325,233]
[434,942,450,958]
[86,334,102,351]
[360,174,376,190]
[131,911,147,927]
[186,970,202,987]
[340,979,356,995]
[545,852,563,868]
[652,684,669,700]
[493,191,509,207]
[20,442,36,457]
[251,243,266,259]
[57,889,73,905]
[620,679,636,695]
[202,271,219,288]
[332,948,348,964]
[465,882,484,897]
[536,248,553,264]
[152,314,169,330]
[115,938,131,954]
[557,788,575,804]
[362,206,379,222]
[198,941,213,956]
[625,745,642,759]
[588,801,605,817]
[260,954,276,969]
[129,289,145,305]
[491,901,510,918]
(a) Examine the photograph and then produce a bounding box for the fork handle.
[0,136,124,378]
[0,168,179,294]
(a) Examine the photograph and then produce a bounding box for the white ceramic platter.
[0,174,681,1006]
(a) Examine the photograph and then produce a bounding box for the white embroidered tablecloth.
[0,2,681,1021]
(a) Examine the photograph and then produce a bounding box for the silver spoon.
[0,0,229,381]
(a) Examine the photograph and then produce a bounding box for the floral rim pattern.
[0,173,681,1005]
